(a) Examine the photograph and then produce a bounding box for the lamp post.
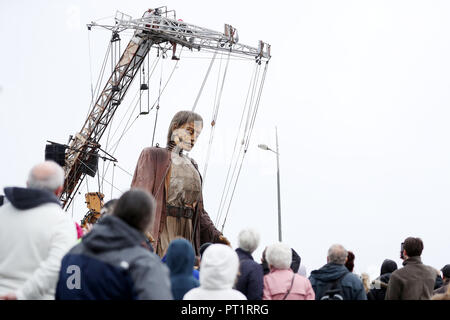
[258,126,282,242]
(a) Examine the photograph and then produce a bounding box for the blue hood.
[310,263,349,282]
[166,238,196,276]
[4,187,60,210]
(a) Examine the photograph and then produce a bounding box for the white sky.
[1,0,450,281]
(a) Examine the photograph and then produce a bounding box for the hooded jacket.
[234,248,264,300]
[183,244,246,300]
[131,147,222,255]
[309,263,367,300]
[55,215,173,300]
[166,238,199,300]
[385,256,436,300]
[0,187,77,299]
[367,259,398,301]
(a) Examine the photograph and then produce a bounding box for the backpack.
[319,272,349,300]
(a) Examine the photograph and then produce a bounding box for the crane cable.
[192,51,218,112]
[215,62,260,227]
[214,63,258,226]
[219,61,269,232]
[152,48,164,147]
[100,48,183,188]
[202,50,231,182]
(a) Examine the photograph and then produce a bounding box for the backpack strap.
[282,273,296,300]
[320,271,349,300]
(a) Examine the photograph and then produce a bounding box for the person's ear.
[402,249,408,259]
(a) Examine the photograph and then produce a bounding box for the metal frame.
[88,10,271,61]
[61,8,271,209]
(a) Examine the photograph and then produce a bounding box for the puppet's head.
[167,111,203,151]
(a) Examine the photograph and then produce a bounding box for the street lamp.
[258,126,282,242]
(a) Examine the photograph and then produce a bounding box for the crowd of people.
[0,160,449,300]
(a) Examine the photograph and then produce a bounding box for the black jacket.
[367,273,392,300]
[367,259,398,300]
[235,248,264,300]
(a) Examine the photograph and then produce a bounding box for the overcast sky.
[1,0,450,281]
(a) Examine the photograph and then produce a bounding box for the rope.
[100,49,183,185]
[216,66,259,226]
[202,51,231,182]
[87,30,94,106]
[107,54,160,146]
[215,64,258,226]
[78,158,123,194]
[152,52,164,146]
[220,61,269,232]
[192,51,217,112]
[111,163,115,199]
[86,41,111,119]
[114,163,133,177]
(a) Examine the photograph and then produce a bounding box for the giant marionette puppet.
[131,111,230,257]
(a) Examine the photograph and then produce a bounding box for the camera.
[400,242,405,259]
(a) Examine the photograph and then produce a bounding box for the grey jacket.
[56,215,173,300]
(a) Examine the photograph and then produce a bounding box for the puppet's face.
[172,121,202,151]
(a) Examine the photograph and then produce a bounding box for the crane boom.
[60,8,271,210]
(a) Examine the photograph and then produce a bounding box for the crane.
[48,7,271,211]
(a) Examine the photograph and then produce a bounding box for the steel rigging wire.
[214,62,259,226]
[202,51,231,183]
[219,61,269,232]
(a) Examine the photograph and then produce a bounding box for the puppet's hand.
[217,235,231,247]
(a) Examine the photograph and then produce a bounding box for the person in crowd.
[199,242,213,259]
[345,251,355,272]
[367,259,398,300]
[432,281,450,300]
[261,246,301,276]
[360,273,370,294]
[130,111,230,258]
[55,189,173,300]
[0,161,78,300]
[82,199,118,235]
[298,265,307,277]
[166,238,199,300]
[261,247,270,275]
[385,237,436,300]
[291,248,301,273]
[263,243,315,300]
[309,244,367,300]
[434,269,443,290]
[434,264,450,295]
[183,244,246,300]
[193,242,213,280]
[234,228,264,300]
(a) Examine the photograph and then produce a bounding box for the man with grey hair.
[309,244,367,300]
[0,161,77,300]
[234,228,264,300]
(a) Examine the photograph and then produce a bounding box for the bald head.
[27,161,65,195]
[327,244,348,265]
